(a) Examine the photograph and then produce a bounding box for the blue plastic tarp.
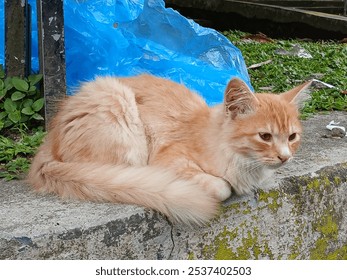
[0,0,252,105]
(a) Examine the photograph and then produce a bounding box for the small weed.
[0,127,46,180]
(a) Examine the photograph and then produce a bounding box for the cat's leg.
[151,154,231,201]
[192,172,232,201]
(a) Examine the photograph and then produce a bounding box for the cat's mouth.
[260,156,293,169]
[267,159,293,169]
[267,163,283,169]
[261,159,289,169]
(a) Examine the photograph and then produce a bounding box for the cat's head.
[223,78,311,169]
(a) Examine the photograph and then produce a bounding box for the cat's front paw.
[194,173,232,201]
[213,179,232,201]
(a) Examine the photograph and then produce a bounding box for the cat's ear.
[280,80,312,106]
[224,78,258,119]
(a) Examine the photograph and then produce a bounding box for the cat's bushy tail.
[28,155,218,225]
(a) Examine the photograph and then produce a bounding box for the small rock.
[322,127,346,139]
[331,127,345,138]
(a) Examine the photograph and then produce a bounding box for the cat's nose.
[278,155,290,163]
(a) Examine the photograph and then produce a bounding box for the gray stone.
[1,112,347,259]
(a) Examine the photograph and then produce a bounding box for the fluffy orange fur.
[28,74,311,224]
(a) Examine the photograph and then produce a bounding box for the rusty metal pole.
[36,0,66,128]
[5,0,31,78]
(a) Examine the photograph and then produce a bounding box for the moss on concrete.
[288,236,303,260]
[187,251,195,260]
[202,225,274,260]
[306,178,321,191]
[288,172,346,260]
[334,176,342,186]
[221,200,254,217]
[309,238,347,260]
[310,209,345,259]
[257,189,282,213]
[325,245,347,260]
[211,226,239,260]
[196,165,347,260]
[315,214,339,239]
[221,201,241,216]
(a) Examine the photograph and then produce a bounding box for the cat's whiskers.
[232,159,264,178]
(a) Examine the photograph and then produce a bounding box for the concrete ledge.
[1,112,347,259]
[166,0,347,39]
[166,0,347,34]
[0,183,172,259]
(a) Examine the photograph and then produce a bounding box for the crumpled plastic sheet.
[0,0,252,105]
[326,121,346,134]
[274,44,313,59]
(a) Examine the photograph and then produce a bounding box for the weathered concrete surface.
[166,0,347,34]
[0,185,173,259]
[1,112,347,259]
[166,0,347,39]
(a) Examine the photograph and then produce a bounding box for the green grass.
[224,30,347,118]
[0,128,45,180]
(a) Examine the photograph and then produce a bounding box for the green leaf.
[28,74,43,86]
[27,85,37,92]
[4,78,13,91]
[22,99,34,108]
[21,107,35,115]
[0,79,4,89]
[26,90,38,97]
[20,114,29,123]
[0,111,7,120]
[4,98,17,113]
[32,98,44,112]
[3,119,13,128]
[0,120,4,130]
[8,111,21,123]
[11,91,26,101]
[0,89,5,99]
[32,113,44,121]
[12,77,29,91]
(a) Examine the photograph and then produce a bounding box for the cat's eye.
[259,133,272,142]
[289,133,297,141]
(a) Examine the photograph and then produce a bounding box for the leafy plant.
[0,65,44,131]
[0,127,45,180]
[223,31,347,118]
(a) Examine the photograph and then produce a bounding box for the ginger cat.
[28,75,311,224]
